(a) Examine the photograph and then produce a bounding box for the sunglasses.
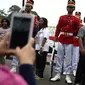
[67,6,75,8]
[26,5,31,7]
[25,5,33,9]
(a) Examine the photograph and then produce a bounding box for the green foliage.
[31,11,38,15]
[8,5,21,13]
[0,5,40,21]
[0,9,7,19]
[31,11,40,19]
[7,5,21,21]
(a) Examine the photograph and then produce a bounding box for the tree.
[7,5,21,20]
[31,11,40,20]
[0,9,7,19]
[7,5,40,21]
[8,5,21,13]
[31,11,38,16]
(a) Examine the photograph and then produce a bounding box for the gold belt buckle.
[64,32,67,36]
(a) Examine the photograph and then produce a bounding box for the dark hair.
[30,0,34,5]
[41,17,48,27]
[37,16,40,21]
[1,18,10,27]
[84,17,85,23]
[75,12,81,15]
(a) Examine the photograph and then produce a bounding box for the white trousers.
[55,42,73,74]
[11,56,19,66]
[72,46,79,70]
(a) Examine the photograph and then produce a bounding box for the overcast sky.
[0,0,85,26]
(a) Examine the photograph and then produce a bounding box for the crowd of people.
[0,0,49,85]
[0,0,85,85]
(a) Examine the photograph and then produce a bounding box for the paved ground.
[5,59,75,85]
[36,65,75,85]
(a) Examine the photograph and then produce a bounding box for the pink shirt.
[0,27,10,40]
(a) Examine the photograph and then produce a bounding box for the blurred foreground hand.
[0,33,36,65]
[0,33,15,55]
[15,38,35,65]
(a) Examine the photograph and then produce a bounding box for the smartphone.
[9,12,34,49]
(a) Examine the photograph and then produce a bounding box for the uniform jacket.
[55,15,80,44]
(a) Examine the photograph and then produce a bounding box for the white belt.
[60,32,73,36]
[74,36,79,38]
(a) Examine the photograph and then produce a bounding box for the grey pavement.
[36,65,75,85]
[5,59,75,85]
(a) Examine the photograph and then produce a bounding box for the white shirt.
[35,27,49,52]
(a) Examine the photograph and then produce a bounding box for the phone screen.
[10,17,31,49]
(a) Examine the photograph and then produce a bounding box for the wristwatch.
[40,46,43,48]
